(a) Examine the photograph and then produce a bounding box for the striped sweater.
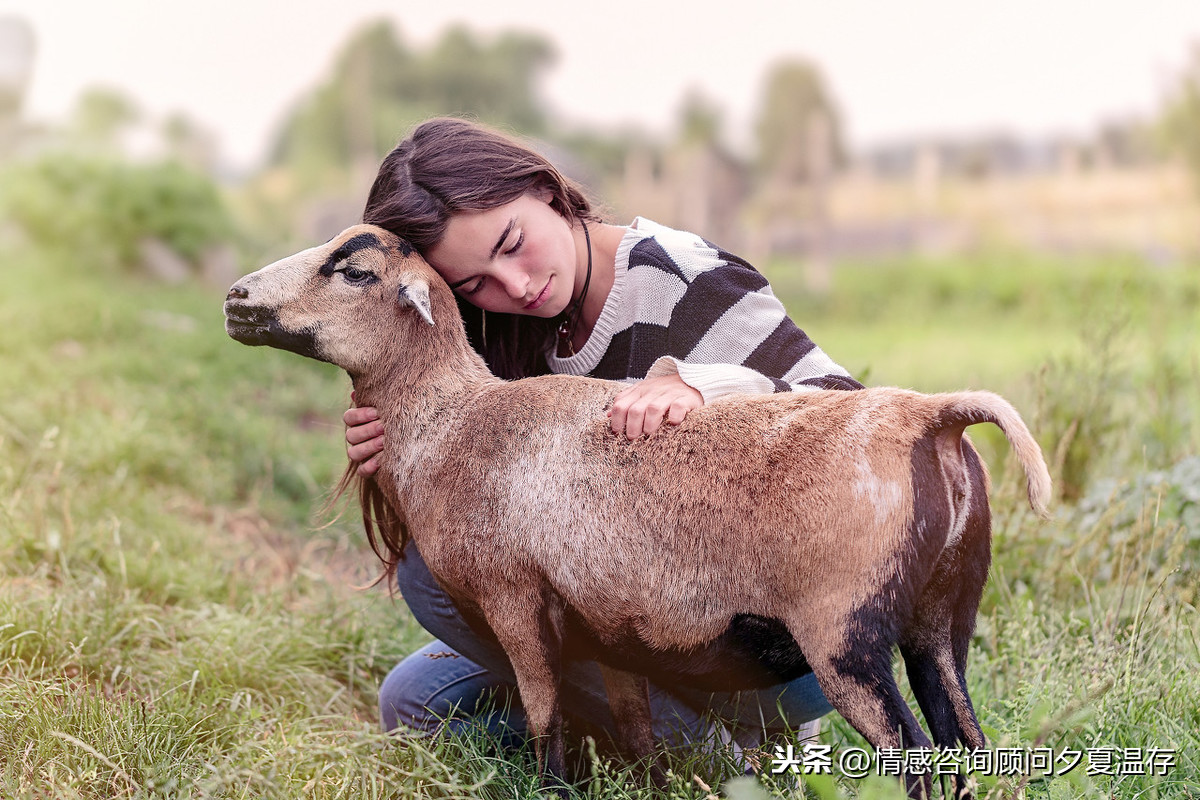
[546,217,862,400]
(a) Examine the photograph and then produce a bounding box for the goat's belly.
[562,609,812,691]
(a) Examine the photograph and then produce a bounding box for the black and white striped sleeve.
[644,250,862,399]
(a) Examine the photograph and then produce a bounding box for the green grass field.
[1,240,1197,799]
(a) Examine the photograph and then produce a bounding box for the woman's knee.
[393,542,515,678]
[378,641,527,744]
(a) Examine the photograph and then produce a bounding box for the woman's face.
[426,191,581,318]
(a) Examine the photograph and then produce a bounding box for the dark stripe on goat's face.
[319,232,386,277]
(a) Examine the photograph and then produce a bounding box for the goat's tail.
[933,391,1052,517]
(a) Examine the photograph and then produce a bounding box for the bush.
[0,153,236,274]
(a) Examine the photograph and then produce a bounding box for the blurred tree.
[677,88,724,147]
[1161,43,1200,192]
[70,87,140,154]
[424,26,553,133]
[269,20,555,189]
[555,127,640,183]
[270,20,412,185]
[753,59,843,296]
[754,59,845,183]
[162,111,219,173]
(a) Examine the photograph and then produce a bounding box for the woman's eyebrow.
[446,217,517,290]
[490,217,516,259]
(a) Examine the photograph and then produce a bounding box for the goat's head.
[224,225,441,376]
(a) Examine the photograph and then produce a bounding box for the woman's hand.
[345,394,384,477]
[608,374,703,440]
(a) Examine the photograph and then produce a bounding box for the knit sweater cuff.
[646,356,783,403]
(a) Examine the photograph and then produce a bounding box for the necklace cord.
[556,220,592,356]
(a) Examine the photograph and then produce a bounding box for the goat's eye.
[343,267,370,283]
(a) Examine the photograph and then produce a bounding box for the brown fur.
[225,225,1051,798]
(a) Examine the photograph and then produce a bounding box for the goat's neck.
[348,316,499,439]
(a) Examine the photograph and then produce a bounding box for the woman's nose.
[498,267,528,299]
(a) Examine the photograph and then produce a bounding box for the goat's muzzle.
[223,295,327,363]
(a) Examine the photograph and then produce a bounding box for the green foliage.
[0,153,236,273]
[269,20,556,188]
[765,250,1200,427]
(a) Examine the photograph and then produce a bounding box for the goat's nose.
[227,285,249,300]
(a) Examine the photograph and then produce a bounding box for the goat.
[224,224,1051,798]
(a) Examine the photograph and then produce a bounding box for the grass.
[1,238,1198,798]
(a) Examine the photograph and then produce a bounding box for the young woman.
[344,117,862,752]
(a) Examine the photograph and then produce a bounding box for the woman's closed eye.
[503,231,524,256]
[453,230,522,296]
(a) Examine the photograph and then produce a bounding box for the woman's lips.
[524,278,552,311]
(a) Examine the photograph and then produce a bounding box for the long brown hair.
[363,116,600,379]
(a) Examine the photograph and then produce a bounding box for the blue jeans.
[379,540,832,747]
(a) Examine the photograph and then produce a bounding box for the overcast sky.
[3,0,1200,170]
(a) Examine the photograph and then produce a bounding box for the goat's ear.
[398,279,435,326]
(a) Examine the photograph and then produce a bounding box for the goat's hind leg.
[598,665,668,787]
[904,454,991,754]
[795,621,934,799]
[901,627,980,800]
[900,573,986,754]
[900,569,986,754]
[900,479,993,797]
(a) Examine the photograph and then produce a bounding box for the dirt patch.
[171,496,384,599]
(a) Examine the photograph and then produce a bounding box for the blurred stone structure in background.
[612,120,1199,269]
[0,16,36,158]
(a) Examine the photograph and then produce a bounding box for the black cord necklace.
[556,219,592,357]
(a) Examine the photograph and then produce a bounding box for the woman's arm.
[605,303,858,440]
[649,256,862,401]
[606,248,858,438]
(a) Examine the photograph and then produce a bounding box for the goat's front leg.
[482,590,569,795]
[598,664,667,786]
